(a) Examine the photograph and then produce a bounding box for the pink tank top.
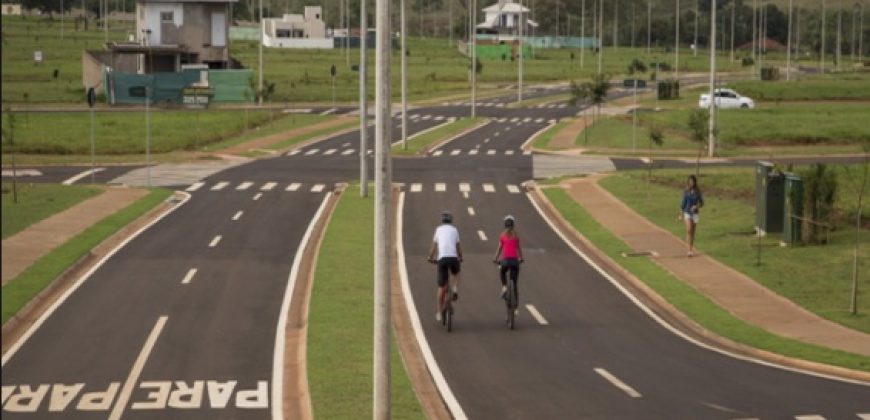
[500,233,520,259]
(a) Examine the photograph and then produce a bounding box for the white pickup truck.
[698,88,755,109]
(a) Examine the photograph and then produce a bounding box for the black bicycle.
[496,260,522,330]
[430,259,456,332]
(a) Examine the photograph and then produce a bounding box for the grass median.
[2,183,103,239]
[2,187,172,324]
[531,120,569,150]
[542,186,870,372]
[307,184,424,419]
[392,117,484,156]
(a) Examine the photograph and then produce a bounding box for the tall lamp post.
[401,0,408,149]
[708,0,717,157]
[360,0,368,196]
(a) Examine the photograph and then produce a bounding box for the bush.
[741,56,755,67]
[800,164,838,243]
[761,66,779,81]
[657,79,680,100]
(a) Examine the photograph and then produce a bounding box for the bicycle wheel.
[508,279,518,330]
[446,307,453,332]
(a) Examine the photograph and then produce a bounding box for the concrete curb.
[526,182,870,384]
[1,190,189,357]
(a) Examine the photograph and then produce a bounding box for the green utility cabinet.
[782,173,804,246]
[755,161,785,236]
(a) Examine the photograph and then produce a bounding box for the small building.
[262,6,332,49]
[477,0,537,37]
[1,4,23,15]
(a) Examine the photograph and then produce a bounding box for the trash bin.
[755,161,785,236]
[781,173,804,246]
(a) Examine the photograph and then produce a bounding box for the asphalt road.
[2,88,868,419]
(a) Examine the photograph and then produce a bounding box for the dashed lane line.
[435,183,446,192]
[236,182,253,191]
[323,149,337,155]
[342,149,355,155]
[525,304,549,325]
[232,211,244,221]
[261,182,277,191]
[208,236,222,248]
[459,183,471,192]
[507,185,521,194]
[186,182,204,192]
[181,268,198,285]
[210,182,229,191]
[410,183,422,193]
[487,150,497,155]
[432,150,444,157]
[253,193,263,201]
[304,149,319,156]
[477,230,488,241]
[286,183,302,191]
[310,184,326,193]
[482,184,495,193]
[593,368,642,398]
[467,207,476,216]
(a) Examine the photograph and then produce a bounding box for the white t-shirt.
[433,224,460,258]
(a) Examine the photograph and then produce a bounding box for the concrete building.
[262,6,332,49]
[1,3,22,15]
[477,0,537,37]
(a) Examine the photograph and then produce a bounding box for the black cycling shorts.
[436,257,461,287]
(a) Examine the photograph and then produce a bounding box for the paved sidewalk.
[1,187,148,285]
[563,175,870,357]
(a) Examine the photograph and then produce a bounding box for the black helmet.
[504,215,515,228]
[441,211,453,224]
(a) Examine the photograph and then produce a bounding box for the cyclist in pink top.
[492,215,524,304]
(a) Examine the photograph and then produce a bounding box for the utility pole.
[796,6,801,58]
[693,0,698,56]
[675,0,680,81]
[360,0,369,197]
[104,0,108,44]
[647,0,651,53]
[708,0,717,158]
[471,0,476,118]
[837,6,842,70]
[401,0,408,149]
[145,86,152,187]
[852,3,858,61]
[821,0,826,73]
[373,0,392,413]
[860,2,865,63]
[449,0,453,46]
[787,0,792,80]
[613,0,618,50]
[730,3,735,62]
[346,0,351,67]
[258,0,263,105]
[581,0,585,68]
[598,0,603,75]
[518,0,524,103]
[752,0,757,69]
[60,0,64,39]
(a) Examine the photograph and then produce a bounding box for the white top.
[433,224,460,258]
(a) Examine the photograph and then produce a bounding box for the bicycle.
[496,259,522,330]
[430,259,457,332]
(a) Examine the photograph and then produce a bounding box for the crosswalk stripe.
[794,416,826,420]
[510,117,519,122]
[494,131,500,137]
[186,182,204,192]
[487,150,496,155]
[432,150,443,156]
[856,414,870,420]
[483,183,495,193]
[505,126,512,131]
[236,182,253,190]
[523,150,532,155]
[469,149,479,155]
[459,183,471,192]
[305,149,319,156]
[287,150,301,156]
[422,115,432,120]
[342,149,355,155]
[286,183,301,191]
[410,183,422,193]
[535,118,545,123]
[507,185,521,194]
[261,182,277,191]
[311,184,326,192]
[210,181,229,191]
[324,148,337,155]
[450,149,461,156]
[435,183,446,192]
[558,104,567,108]
[505,150,515,156]
[523,117,532,123]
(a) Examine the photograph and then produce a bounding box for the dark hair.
[686,175,700,194]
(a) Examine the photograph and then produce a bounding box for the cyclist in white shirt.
[427,211,463,322]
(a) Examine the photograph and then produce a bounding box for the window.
[160,11,173,23]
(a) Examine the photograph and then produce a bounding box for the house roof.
[137,0,238,4]
[482,1,529,13]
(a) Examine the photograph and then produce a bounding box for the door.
[211,12,226,47]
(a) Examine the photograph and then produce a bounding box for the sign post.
[87,87,97,184]
[331,64,337,109]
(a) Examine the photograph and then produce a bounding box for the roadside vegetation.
[542,186,870,372]
[1,187,172,324]
[531,120,570,149]
[599,168,869,334]
[2,183,103,239]
[307,183,424,418]
[392,117,484,156]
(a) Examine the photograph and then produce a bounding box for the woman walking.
[679,175,704,257]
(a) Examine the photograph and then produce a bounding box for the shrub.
[800,164,838,243]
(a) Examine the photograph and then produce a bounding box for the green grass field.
[532,120,569,149]
[393,117,484,156]
[599,172,869,334]
[725,73,870,102]
[542,186,869,372]
[2,183,103,239]
[307,183,424,419]
[265,117,358,151]
[1,187,172,324]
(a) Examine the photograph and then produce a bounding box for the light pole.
[471,0,476,118]
[145,86,151,187]
[821,0,826,73]
[373,0,393,415]
[675,0,680,82]
[360,0,368,197]
[708,0,717,158]
[401,0,408,149]
[104,0,108,44]
[647,0,651,53]
[60,0,64,39]
[693,0,698,56]
[786,0,792,80]
[597,0,603,75]
[518,0,524,103]
[581,0,585,68]
[258,0,263,105]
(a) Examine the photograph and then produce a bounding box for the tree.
[687,108,709,175]
[800,163,838,244]
[845,147,869,314]
[569,73,610,143]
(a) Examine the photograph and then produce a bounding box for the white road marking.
[535,118,545,123]
[421,115,432,120]
[181,268,198,284]
[311,184,326,192]
[505,150,515,155]
[319,108,337,115]
[108,316,168,420]
[435,183,446,192]
[482,183,495,193]
[432,150,443,157]
[323,148,337,155]
[494,131,500,137]
[62,168,106,185]
[523,117,532,123]
[232,211,243,221]
[523,150,532,155]
[304,148,319,156]
[272,193,332,420]
[210,182,229,191]
[794,416,826,420]
[487,149,496,155]
[856,414,870,420]
[459,183,471,192]
[467,207,475,216]
[484,138,490,143]
[287,150,301,156]
[286,183,301,191]
[343,142,351,147]
[462,192,469,199]
[434,115,445,121]
[593,368,642,398]
[469,149,478,155]
[208,236,222,247]
[2,169,42,177]
[450,149,461,156]
[505,126,512,131]
[639,157,651,164]
[252,193,263,201]
[510,117,519,123]
[342,149,355,155]
[236,182,253,191]
[558,104,567,109]
[186,182,204,192]
[525,304,549,325]
[477,230,488,241]
[410,183,422,193]
[507,184,521,194]
[261,182,277,191]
